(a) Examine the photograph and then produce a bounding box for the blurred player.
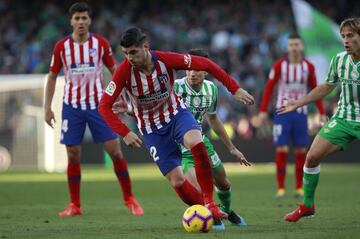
[174,48,251,229]
[279,18,360,222]
[257,33,327,198]
[99,27,255,220]
[44,2,143,217]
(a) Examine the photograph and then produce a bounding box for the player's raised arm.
[157,51,255,105]
[277,83,336,115]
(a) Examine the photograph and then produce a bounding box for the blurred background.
[0,0,359,171]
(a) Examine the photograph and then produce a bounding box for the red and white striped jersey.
[99,50,240,137]
[49,33,115,110]
[260,57,325,115]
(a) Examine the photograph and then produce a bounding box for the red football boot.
[206,202,228,220]
[58,203,82,217]
[284,204,315,222]
[124,196,144,216]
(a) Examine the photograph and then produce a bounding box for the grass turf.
[1,163,360,239]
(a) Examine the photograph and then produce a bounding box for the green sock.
[216,188,232,213]
[303,166,320,208]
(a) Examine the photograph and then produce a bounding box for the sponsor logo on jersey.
[70,63,95,75]
[105,81,117,96]
[138,88,169,104]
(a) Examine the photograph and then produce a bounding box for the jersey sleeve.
[325,55,339,84]
[157,51,240,94]
[308,63,326,115]
[207,84,218,115]
[49,41,63,74]
[101,38,116,69]
[98,60,131,137]
[259,61,281,112]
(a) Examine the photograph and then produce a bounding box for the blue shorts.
[60,103,118,145]
[142,108,201,176]
[273,111,308,146]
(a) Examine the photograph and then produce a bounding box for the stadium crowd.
[0,0,358,138]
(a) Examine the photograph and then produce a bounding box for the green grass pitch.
[1,163,360,239]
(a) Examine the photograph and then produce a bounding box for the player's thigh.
[307,134,341,165]
[292,113,308,146]
[273,114,291,146]
[203,137,223,169]
[142,131,182,176]
[60,103,86,145]
[86,108,118,143]
[318,117,356,150]
[172,108,202,148]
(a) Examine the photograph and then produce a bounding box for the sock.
[303,165,320,208]
[295,152,306,189]
[276,151,287,189]
[191,142,214,205]
[174,179,204,206]
[67,162,81,207]
[216,187,232,213]
[113,158,133,201]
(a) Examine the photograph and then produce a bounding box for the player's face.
[122,44,148,67]
[287,38,303,58]
[71,11,91,36]
[186,70,206,88]
[341,26,360,58]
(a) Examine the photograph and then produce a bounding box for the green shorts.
[318,116,360,150]
[182,136,223,174]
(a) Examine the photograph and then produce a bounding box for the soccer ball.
[182,204,213,233]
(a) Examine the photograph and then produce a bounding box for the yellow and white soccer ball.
[182,204,213,233]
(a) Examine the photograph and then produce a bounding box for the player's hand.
[257,112,268,126]
[123,131,142,148]
[276,99,299,115]
[319,114,329,127]
[230,147,251,166]
[44,108,56,128]
[234,88,255,105]
[112,100,128,115]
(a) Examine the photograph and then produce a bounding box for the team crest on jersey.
[105,81,116,96]
[89,48,97,57]
[184,54,192,68]
[158,74,169,83]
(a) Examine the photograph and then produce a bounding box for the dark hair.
[69,2,91,18]
[340,17,360,35]
[288,33,302,41]
[120,27,147,48]
[188,48,209,58]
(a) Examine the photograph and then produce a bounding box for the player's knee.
[216,179,231,191]
[170,176,185,188]
[305,151,320,167]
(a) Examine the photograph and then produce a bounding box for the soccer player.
[44,2,143,217]
[279,17,360,222]
[98,27,255,220]
[257,33,327,198]
[174,48,251,229]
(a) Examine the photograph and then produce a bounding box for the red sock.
[174,180,204,206]
[191,142,214,205]
[113,158,133,201]
[295,151,306,189]
[67,162,81,207]
[276,151,287,189]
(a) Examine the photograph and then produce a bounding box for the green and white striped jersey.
[326,51,360,122]
[174,77,218,125]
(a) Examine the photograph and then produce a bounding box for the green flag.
[291,0,343,83]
